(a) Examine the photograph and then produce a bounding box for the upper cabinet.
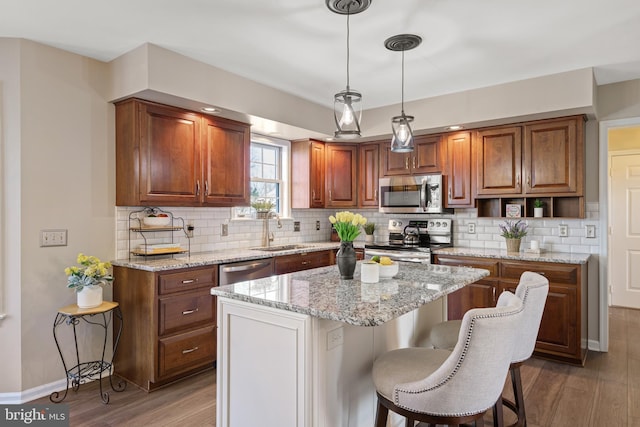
[474,115,585,218]
[381,135,445,176]
[445,131,474,208]
[116,99,250,207]
[325,143,358,208]
[292,139,325,209]
[201,116,251,206]
[358,142,380,207]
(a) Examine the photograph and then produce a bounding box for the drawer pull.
[182,308,199,315]
[181,279,197,284]
[182,346,199,354]
[533,271,546,276]
[301,261,309,265]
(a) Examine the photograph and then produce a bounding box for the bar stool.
[372,291,524,427]
[425,272,549,426]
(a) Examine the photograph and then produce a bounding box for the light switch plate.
[221,224,228,236]
[559,224,569,237]
[327,327,344,350]
[40,229,67,247]
[586,225,596,238]
[294,221,301,232]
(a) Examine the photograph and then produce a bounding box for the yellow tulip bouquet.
[329,211,367,242]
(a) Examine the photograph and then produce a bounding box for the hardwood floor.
[32,307,640,426]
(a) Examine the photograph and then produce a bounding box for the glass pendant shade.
[391,113,415,152]
[334,88,362,139]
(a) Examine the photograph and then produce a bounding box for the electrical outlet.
[586,225,596,238]
[294,221,301,232]
[468,223,476,234]
[40,229,67,247]
[221,223,228,236]
[559,224,569,237]
[316,220,321,231]
[327,327,344,350]
[186,223,195,238]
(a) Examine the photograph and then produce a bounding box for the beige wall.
[609,126,640,150]
[0,39,115,394]
[597,79,640,120]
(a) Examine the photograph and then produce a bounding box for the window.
[235,135,290,218]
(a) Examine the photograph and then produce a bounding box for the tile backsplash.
[115,203,600,260]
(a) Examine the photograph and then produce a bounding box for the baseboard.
[0,378,67,404]
[588,339,603,352]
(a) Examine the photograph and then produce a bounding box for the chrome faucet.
[262,212,282,248]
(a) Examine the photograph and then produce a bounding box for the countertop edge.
[433,247,591,264]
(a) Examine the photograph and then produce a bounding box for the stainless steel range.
[364,218,453,263]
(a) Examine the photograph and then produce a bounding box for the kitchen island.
[211,261,490,427]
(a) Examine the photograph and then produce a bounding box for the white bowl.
[143,216,171,227]
[378,262,399,279]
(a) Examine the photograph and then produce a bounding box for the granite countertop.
[433,247,591,265]
[211,262,490,326]
[111,242,346,272]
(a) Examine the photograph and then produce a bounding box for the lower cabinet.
[113,265,218,391]
[434,254,587,365]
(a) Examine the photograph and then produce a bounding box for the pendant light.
[385,34,422,152]
[327,0,371,139]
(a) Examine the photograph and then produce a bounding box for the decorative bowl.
[143,216,171,227]
[378,262,399,279]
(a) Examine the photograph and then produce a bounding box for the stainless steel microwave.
[378,174,451,214]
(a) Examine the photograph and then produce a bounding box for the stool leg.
[375,398,389,427]
[492,395,505,427]
[510,365,526,427]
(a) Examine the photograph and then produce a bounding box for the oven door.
[378,176,427,214]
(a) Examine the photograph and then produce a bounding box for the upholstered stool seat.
[372,291,524,427]
[424,271,549,427]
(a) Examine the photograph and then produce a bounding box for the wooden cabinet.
[115,98,250,207]
[358,142,380,207]
[434,254,587,365]
[292,139,325,208]
[274,250,333,274]
[445,131,473,207]
[381,134,445,176]
[474,116,585,218]
[113,265,217,391]
[201,116,251,206]
[325,143,358,208]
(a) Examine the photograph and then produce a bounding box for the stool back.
[393,291,524,416]
[513,271,549,363]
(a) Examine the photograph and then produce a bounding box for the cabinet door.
[326,144,357,207]
[138,102,201,205]
[446,280,496,320]
[475,126,523,195]
[310,141,326,208]
[292,140,325,208]
[524,117,583,195]
[381,145,411,176]
[358,142,380,207]
[535,285,578,358]
[445,131,473,207]
[412,135,445,174]
[202,117,250,206]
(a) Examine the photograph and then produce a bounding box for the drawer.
[158,325,216,378]
[434,256,499,277]
[159,289,215,336]
[274,250,332,274]
[159,267,217,295]
[500,261,578,285]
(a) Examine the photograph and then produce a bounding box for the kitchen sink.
[251,244,309,252]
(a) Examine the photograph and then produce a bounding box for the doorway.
[599,118,640,352]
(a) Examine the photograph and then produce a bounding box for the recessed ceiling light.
[445,125,463,131]
[201,107,220,114]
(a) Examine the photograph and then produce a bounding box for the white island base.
[216,297,446,427]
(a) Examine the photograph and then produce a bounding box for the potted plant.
[251,199,275,219]
[533,199,544,218]
[363,222,376,243]
[499,219,528,253]
[65,253,113,308]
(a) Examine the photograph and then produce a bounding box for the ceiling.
[2,0,640,111]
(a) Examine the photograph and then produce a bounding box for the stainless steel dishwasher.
[218,258,274,285]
